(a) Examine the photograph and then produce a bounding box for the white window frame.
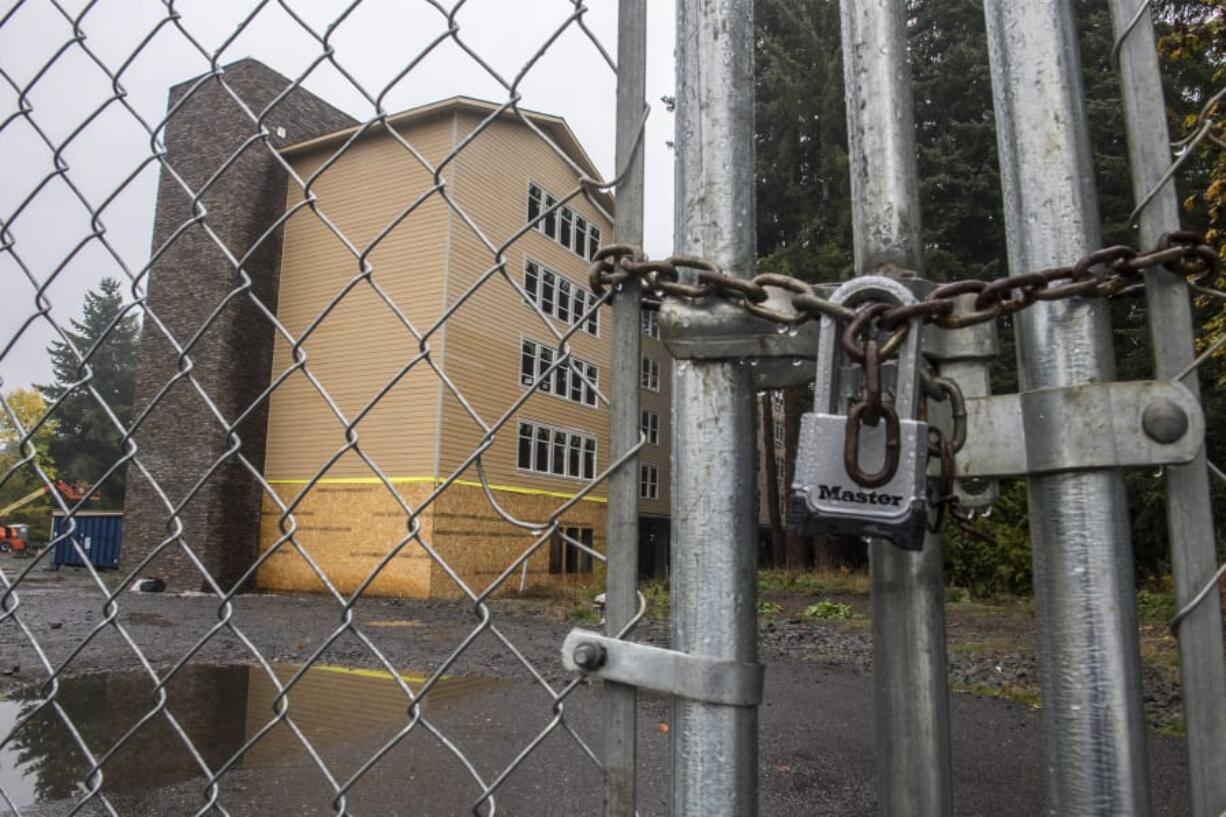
[640,408,659,445]
[517,420,598,482]
[640,463,659,500]
[526,179,605,263]
[641,306,660,339]
[523,257,599,337]
[641,356,660,392]
[520,337,598,408]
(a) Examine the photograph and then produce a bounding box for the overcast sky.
[0,0,678,390]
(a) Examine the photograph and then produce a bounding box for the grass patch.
[757,600,783,618]
[801,600,856,620]
[758,568,870,596]
[1136,588,1176,626]
[1152,714,1185,738]
[952,681,1041,708]
[951,640,991,655]
[642,580,670,621]
[945,586,972,605]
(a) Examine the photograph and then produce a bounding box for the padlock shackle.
[813,276,923,418]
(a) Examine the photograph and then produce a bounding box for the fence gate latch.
[561,629,764,707]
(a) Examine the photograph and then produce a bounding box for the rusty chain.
[590,233,1224,546]
[589,231,1223,337]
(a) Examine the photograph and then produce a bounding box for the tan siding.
[264,113,456,481]
[259,100,670,598]
[435,112,614,497]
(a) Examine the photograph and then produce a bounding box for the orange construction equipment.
[0,481,92,558]
[0,524,29,556]
[0,480,91,518]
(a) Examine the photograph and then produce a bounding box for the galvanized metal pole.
[605,1,647,815]
[1109,3,1226,813]
[983,3,1150,814]
[671,1,758,815]
[838,3,953,815]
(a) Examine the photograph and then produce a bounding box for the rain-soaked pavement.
[0,587,1196,816]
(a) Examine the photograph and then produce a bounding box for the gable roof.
[280,96,614,214]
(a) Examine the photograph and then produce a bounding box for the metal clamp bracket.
[957,380,1204,478]
[561,629,764,707]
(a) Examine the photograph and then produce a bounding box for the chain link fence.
[0,1,654,814]
[1,0,1224,816]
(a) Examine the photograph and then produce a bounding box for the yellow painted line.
[265,476,607,504]
[306,663,432,685]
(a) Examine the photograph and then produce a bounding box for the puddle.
[0,664,495,812]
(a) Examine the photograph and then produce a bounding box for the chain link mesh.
[0,2,651,814]
[0,0,1223,814]
[1109,0,1226,634]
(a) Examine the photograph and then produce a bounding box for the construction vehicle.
[0,481,92,558]
[0,524,28,555]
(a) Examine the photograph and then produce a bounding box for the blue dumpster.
[52,512,123,569]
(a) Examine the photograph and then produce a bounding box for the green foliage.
[0,388,59,536]
[943,480,1033,598]
[757,599,784,617]
[801,599,855,620]
[1136,587,1177,625]
[757,568,870,595]
[755,0,853,280]
[945,585,972,605]
[754,0,1226,585]
[642,580,671,621]
[40,277,139,508]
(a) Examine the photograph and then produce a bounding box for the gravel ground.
[0,568,1198,815]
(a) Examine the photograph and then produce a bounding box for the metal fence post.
[838,3,954,815]
[671,1,759,815]
[606,1,647,815]
[1109,3,1226,813]
[983,2,1151,813]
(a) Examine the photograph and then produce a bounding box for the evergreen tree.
[39,277,139,508]
[753,0,1222,583]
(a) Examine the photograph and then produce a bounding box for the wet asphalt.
[0,577,1195,816]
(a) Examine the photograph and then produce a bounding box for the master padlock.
[790,276,929,550]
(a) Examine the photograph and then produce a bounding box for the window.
[543,193,557,239]
[574,215,588,258]
[640,463,659,500]
[557,277,571,323]
[520,338,597,406]
[640,409,659,445]
[588,225,601,260]
[528,181,604,262]
[641,306,660,339]
[549,526,594,574]
[524,260,599,336]
[527,184,542,225]
[518,421,597,480]
[641,356,660,392]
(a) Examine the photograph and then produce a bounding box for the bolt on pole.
[605,1,647,815]
[1109,2,1226,813]
[838,2,953,815]
[671,1,759,815]
[984,2,1151,813]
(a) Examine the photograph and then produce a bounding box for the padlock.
[790,276,929,550]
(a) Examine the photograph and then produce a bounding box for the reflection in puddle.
[0,664,493,812]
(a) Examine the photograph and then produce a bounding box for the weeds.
[801,600,856,620]
[758,600,783,618]
[758,568,870,595]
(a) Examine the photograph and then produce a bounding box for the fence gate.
[2,1,1226,816]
